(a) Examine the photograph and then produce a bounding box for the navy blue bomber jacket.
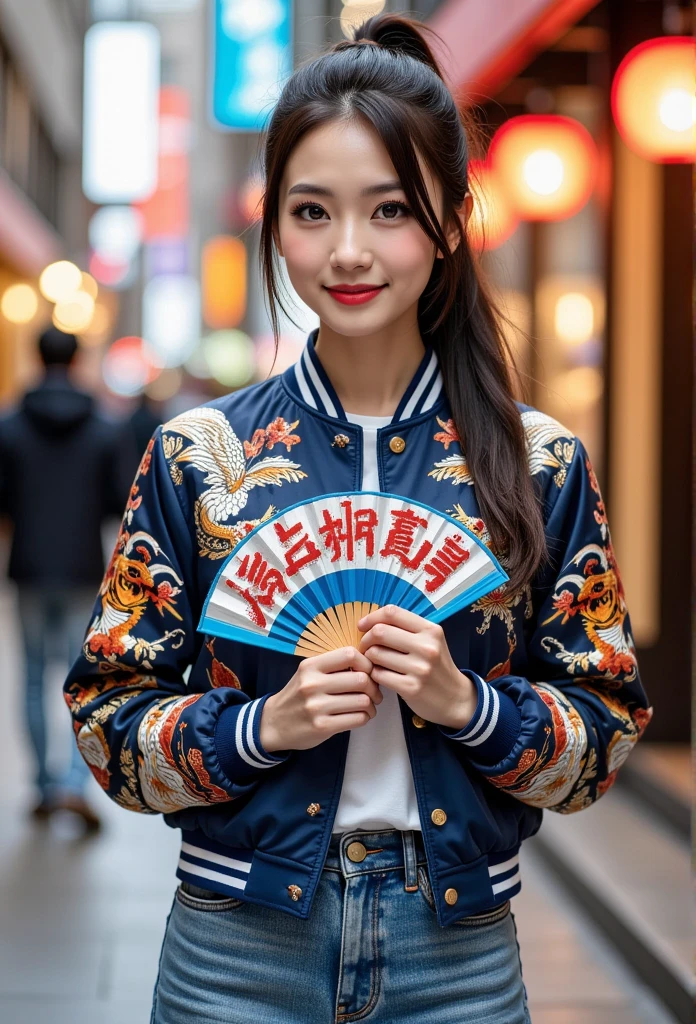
[64,330,652,927]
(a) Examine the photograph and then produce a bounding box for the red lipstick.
[324,284,387,306]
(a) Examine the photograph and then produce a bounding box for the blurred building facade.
[0,0,691,741]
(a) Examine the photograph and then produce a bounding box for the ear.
[435,195,471,260]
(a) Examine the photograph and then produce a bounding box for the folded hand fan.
[199,492,507,657]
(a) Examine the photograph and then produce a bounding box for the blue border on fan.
[197,491,509,650]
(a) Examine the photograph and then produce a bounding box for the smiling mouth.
[324,285,387,293]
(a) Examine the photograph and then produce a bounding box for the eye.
[375,201,411,220]
[289,202,326,221]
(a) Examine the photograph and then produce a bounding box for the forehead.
[280,118,437,199]
[282,120,395,187]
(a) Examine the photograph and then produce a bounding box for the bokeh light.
[89,205,144,264]
[146,367,183,402]
[202,329,255,387]
[554,292,595,345]
[53,291,96,333]
[489,115,598,221]
[103,335,163,397]
[80,272,99,301]
[1,283,39,325]
[340,0,385,39]
[39,261,83,303]
[612,36,694,163]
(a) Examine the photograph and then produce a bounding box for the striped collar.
[283,328,444,424]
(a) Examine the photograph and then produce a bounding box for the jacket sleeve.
[438,437,653,814]
[63,427,291,816]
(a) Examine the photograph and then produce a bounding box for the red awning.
[428,0,600,102]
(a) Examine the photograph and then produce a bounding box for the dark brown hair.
[259,13,546,591]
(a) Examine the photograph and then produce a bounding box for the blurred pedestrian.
[121,391,163,482]
[0,325,135,829]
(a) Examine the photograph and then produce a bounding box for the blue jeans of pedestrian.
[151,828,531,1023]
[17,584,96,800]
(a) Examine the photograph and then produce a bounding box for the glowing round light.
[103,335,162,397]
[554,292,594,345]
[202,329,255,387]
[522,150,564,196]
[1,283,39,324]
[658,88,694,132]
[466,159,519,252]
[39,261,83,303]
[80,272,99,301]
[53,291,96,333]
[340,0,385,38]
[489,115,598,221]
[612,37,694,163]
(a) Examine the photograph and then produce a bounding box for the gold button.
[346,841,367,862]
[431,808,447,826]
[287,884,302,901]
[444,887,458,905]
[306,802,321,816]
[389,436,406,454]
[412,715,426,729]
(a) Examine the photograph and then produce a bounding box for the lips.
[325,285,387,293]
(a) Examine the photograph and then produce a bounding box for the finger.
[358,603,429,634]
[359,623,413,656]
[369,665,408,694]
[318,693,378,716]
[307,646,372,674]
[363,644,411,675]
[321,670,376,693]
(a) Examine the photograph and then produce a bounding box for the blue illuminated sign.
[211,0,293,131]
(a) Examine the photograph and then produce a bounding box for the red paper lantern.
[611,36,694,164]
[489,115,598,221]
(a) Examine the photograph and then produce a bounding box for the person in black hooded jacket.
[0,325,135,826]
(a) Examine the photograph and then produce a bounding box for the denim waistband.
[324,829,427,892]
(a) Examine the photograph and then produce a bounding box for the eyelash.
[289,200,412,221]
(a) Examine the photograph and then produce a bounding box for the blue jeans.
[17,584,96,800]
[151,828,531,1023]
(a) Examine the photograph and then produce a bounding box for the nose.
[329,216,373,271]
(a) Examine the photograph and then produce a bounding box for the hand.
[259,646,383,753]
[357,605,477,731]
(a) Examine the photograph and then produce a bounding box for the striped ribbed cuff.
[438,671,521,766]
[215,693,290,783]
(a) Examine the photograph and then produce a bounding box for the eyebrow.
[286,180,404,198]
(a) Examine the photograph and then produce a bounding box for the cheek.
[382,228,435,282]
[278,222,322,271]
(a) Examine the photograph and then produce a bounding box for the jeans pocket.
[417,865,511,926]
[175,882,245,913]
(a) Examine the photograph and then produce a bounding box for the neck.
[314,312,426,417]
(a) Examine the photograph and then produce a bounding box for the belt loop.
[402,830,419,892]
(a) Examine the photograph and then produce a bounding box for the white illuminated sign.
[83,23,161,204]
[143,274,200,367]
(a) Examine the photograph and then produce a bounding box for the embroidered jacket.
[63,329,652,926]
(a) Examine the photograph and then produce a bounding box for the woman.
[64,14,652,1023]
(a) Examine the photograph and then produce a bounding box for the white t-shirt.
[331,411,422,834]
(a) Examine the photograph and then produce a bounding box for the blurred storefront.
[427,0,692,741]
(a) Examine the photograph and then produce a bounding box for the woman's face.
[275,118,451,338]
